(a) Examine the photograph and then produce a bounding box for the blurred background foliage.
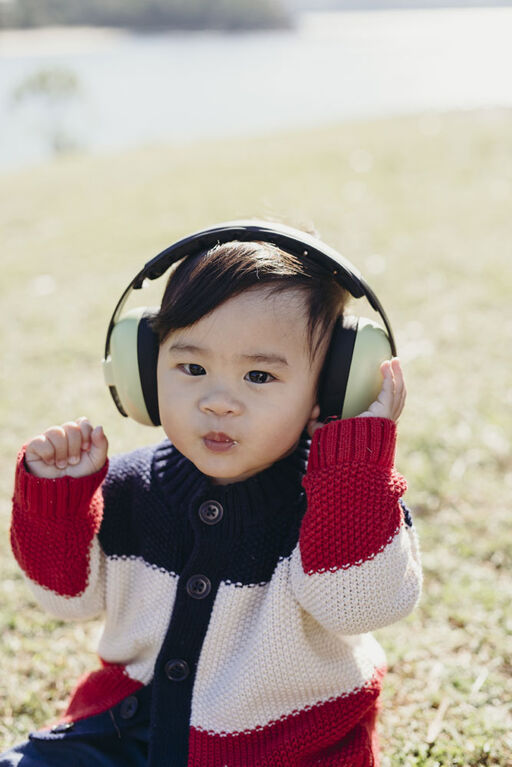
[0,0,291,31]
[10,68,82,154]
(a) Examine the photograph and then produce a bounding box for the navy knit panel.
[201,493,306,585]
[99,446,194,575]
[98,440,309,586]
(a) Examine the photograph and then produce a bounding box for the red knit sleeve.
[300,417,407,574]
[10,448,109,597]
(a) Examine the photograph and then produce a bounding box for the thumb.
[91,424,107,447]
[88,425,109,469]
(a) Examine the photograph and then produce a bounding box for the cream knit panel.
[98,555,179,684]
[21,536,105,621]
[290,524,422,635]
[191,555,386,734]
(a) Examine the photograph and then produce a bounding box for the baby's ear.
[306,403,320,427]
[306,404,322,438]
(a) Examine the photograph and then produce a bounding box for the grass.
[1,108,511,764]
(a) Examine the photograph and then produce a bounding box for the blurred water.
[1,7,511,171]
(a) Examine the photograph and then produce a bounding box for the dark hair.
[150,240,348,360]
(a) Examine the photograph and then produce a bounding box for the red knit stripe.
[188,668,384,767]
[59,661,143,724]
[301,419,406,573]
[10,450,108,596]
[307,418,397,472]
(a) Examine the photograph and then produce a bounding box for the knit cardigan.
[11,417,422,767]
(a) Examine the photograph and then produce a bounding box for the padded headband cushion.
[105,221,396,374]
[137,315,160,426]
[138,220,368,299]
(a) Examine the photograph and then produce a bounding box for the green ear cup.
[102,307,158,427]
[319,315,392,421]
[341,317,392,419]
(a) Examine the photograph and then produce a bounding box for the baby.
[5,228,421,766]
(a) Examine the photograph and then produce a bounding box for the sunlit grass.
[1,108,511,763]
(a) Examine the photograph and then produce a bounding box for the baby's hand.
[25,417,108,479]
[308,357,406,437]
[356,357,406,421]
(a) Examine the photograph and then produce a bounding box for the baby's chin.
[200,459,270,486]
[205,467,261,486]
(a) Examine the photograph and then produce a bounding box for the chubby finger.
[61,421,84,466]
[378,360,395,406]
[45,426,72,469]
[76,416,93,451]
[86,425,109,472]
[390,358,407,420]
[371,359,399,420]
[91,424,108,450]
[380,359,394,386]
[25,434,58,466]
[391,358,403,393]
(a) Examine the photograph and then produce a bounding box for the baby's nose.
[199,389,242,416]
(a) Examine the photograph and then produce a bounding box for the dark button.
[165,659,190,682]
[119,695,138,720]
[186,574,211,599]
[198,500,224,525]
[50,722,74,733]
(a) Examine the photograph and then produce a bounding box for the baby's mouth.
[202,432,238,452]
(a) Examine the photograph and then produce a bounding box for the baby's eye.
[245,370,274,384]
[181,363,206,376]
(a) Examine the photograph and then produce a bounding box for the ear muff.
[103,308,160,426]
[319,316,393,421]
[104,309,392,426]
[103,220,397,426]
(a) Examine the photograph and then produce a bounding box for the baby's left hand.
[308,357,406,437]
[356,357,406,421]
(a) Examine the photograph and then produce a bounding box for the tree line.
[1,0,291,31]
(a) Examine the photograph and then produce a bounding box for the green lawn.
[1,109,511,764]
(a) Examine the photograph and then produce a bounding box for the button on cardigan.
[10,417,422,766]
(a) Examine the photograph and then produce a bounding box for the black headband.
[105,220,396,359]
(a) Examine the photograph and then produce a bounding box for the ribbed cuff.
[307,417,397,472]
[14,447,109,520]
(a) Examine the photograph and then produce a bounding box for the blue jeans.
[0,688,151,767]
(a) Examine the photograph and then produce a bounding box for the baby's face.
[156,286,324,484]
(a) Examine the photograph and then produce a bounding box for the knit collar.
[151,435,309,533]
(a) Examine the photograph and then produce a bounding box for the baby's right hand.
[25,417,108,479]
